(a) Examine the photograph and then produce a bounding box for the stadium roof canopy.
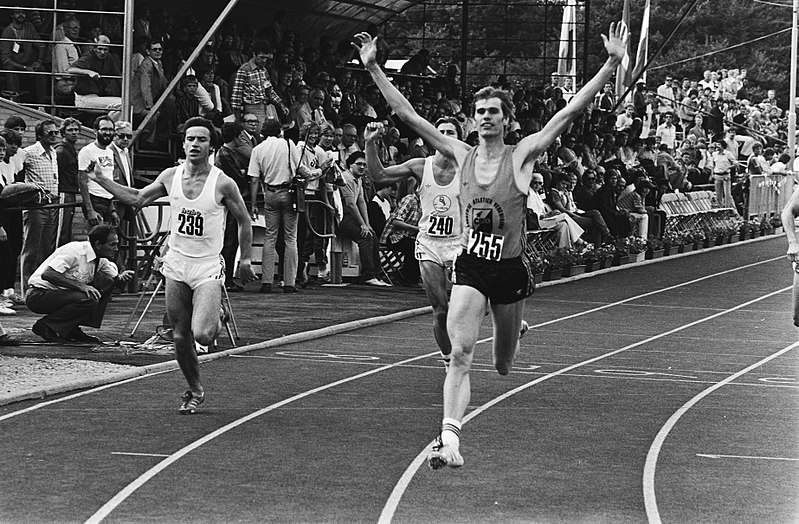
[236,0,419,40]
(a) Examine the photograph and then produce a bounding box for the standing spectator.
[67,35,122,118]
[656,75,676,115]
[20,120,60,288]
[295,121,333,286]
[109,121,134,225]
[0,130,23,305]
[131,39,171,132]
[710,140,738,210]
[248,119,303,294]
[338,151,389,286]
[678,89,699,131]
[4,116,27,180]
[54,117,82,246]
[655,112,677,151]
[215,122,250,292]
[230,41,287,128]
[0,9,45,104]
[597,82,617,114]
[704,99,725,139]
[78,116,118,227]
[0,134,17,315]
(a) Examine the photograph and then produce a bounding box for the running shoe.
[519,319,529,340]
[428,435,464,469]
[179,390,204,415]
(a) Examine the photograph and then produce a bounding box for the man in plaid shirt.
[20,119,60,287]
[230,41,286,128]
[380,192,421,285]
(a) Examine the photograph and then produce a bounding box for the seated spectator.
[573,170,598,210]
[380,191,421,286]
[657,143,685,191]
[25,224,133,343]
[67,35,122,119]
[338,151,389,287]
[52,17,82,98]
[617,177,654,239]
[592,168,633,238]
[526,172,584,249]
[0,9,46,104]
[549,171,610,246]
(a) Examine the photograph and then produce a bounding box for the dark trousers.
[0,239,15,290]
[387,236,420,284]
[58,192,78,246]
[25,272,115,338]
[338,213,377,281]
[221,212,238,284]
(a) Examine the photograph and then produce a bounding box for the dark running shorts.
[452,251,536,304]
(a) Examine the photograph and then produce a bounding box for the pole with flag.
[631,0,651,85]
[615,0,633,104]
[557,0,577,96]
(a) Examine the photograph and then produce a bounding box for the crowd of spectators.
[1,5,799,321]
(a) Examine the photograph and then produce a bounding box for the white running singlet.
[167,164,226,258]
[417,156,461,241]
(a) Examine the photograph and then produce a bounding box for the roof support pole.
[121,0,134,122]
[460,0,469,110]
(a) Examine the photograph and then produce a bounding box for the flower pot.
[715,235,726,245]
[584,261,597,273]
[562,264,586,277]
[662,246,673,256]
[646,248,664,260]
[634,252,646,263]
[533,272,544,284]
[612,254,631,266]
[599,256,614,269]
[728,234,739,243]
[543,268,563,281]
[679,243,694,253]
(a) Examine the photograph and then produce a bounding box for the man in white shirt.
[25,224,133,343]
[78,115,118,226]
[655,112,677,151]
[248,119,306,293]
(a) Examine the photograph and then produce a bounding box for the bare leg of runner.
[490,299,526,375]
[428,285,487,469]
[792,265,799,327]
[420,261,452,362]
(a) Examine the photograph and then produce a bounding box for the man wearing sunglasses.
[109,121,134,228]
[19,119,60,287]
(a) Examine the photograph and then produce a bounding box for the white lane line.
[0,370,174,423]
[378,285,792,524]
[643,339,799,524]
[111,452,171,458]
[696,453,799,461]
[3,255,783,425]
[83,352,435,524]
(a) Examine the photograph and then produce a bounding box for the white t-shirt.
[0,160,15,186]
[78,142,115,199]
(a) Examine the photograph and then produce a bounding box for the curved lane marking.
[642,338,799,524]
[378,284,791,524]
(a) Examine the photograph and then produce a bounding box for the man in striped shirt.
[230,41,286,128]
[20,119,60,287]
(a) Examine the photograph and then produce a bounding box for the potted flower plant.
[645,236,665,259]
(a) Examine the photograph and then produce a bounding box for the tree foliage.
[384,0,794,104]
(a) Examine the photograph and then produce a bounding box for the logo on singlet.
[433,194,452,213]
[470,207,493,233]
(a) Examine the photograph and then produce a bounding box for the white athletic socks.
[441,417,461,449]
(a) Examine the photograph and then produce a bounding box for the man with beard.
[54,117,82,245]
[78,116,119,226]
